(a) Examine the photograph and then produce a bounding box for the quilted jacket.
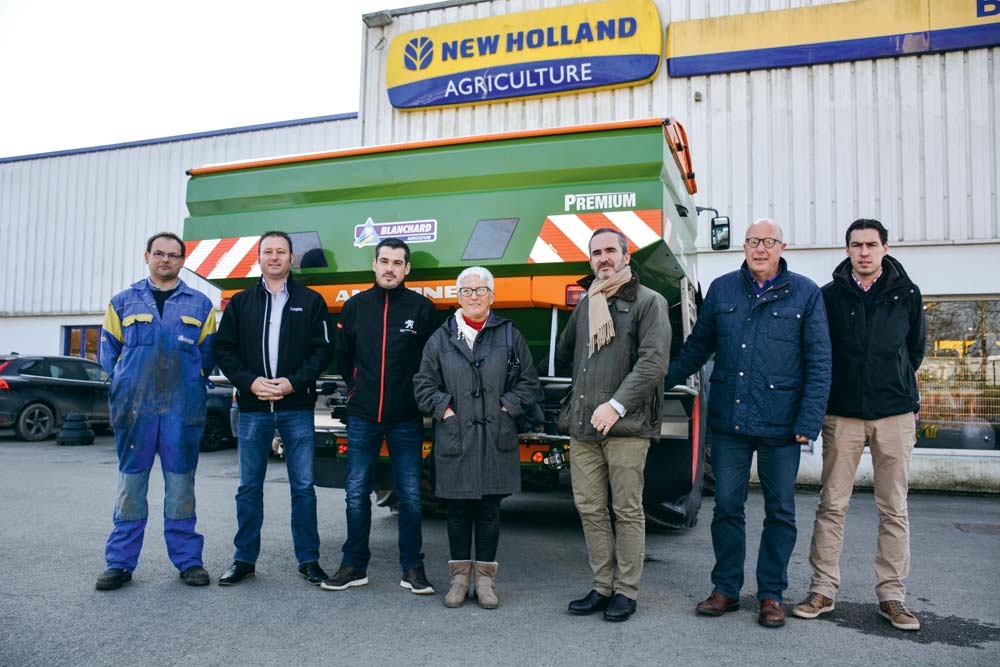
[664,259,832,441]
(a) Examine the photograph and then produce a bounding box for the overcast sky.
[0,0,419,158]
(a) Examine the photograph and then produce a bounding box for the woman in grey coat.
[413,266,541,609]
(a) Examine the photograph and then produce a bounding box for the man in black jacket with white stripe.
[213,231,334,587]
[322,238,439,596]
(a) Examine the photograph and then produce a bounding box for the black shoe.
[568,590,612,615]
[604,593,637,622]
[298,561,328,586]
[179,565,210,586]
[400,566,435,595]
[95,568,132,591]
[218,561,255,586]
[320,564,368,591]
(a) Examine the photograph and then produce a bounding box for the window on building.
[918,299,1000,451]
[64,326,101,361]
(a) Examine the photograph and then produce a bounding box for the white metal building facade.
[0,114,360,355]
[1,0,997,489]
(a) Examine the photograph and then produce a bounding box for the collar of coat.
[739,257,789,294]
[252,273,302,298]
[369,280,414,300]
[576,270,641,302]
[445,310,507,336]
[131,277,195,298]
[831,254,913,295]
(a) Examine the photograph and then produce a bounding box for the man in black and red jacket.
[321,238,439,596]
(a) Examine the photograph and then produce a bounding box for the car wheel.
[200,413,228,452]
[16,403,56,441]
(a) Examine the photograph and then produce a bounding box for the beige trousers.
[808,413,916,602]
[570,436,650,599]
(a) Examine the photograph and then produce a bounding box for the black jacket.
[336,282,438,424]
[822,255,925,420]
[214,276,334,412]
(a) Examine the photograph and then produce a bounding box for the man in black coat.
[793,219,926,631]
[213,231,334,587]
[321,238,438,596]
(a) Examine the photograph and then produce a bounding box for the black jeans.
[446,495,504,562]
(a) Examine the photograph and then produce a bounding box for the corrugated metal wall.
[358,0,1000,249]
[0,118,359,315]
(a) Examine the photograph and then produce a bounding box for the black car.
[0,355,234,450]
[0,355,110,441]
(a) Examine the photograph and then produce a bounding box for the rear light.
[0,360,11,374]
[531,451,544,463]
[565,285,585,306]
[231,388,237,406]
[0,378,9,390]
[337,443,348,455]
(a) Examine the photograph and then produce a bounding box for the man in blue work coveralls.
[95,232,217,591]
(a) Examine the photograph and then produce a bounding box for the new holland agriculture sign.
[386,0,662,110]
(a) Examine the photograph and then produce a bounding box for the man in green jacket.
[555,227,671,622]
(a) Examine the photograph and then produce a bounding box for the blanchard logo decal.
[564,192,636,212]
[354,218,438,246]
[404,36,433,71]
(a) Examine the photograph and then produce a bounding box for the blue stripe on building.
[388,54,660,109]
[667,24,1000,77]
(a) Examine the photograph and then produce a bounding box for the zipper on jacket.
[261,286,275,413]
[378,292,388,422]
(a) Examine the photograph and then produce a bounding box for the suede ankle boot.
[474,561,499,609]
[444,560,473,608]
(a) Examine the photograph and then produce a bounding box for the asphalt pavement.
[1,432,998,667]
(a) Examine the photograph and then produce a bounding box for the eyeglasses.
[458,286,492,297]
[744,237,782,249]
[151,251,183,261]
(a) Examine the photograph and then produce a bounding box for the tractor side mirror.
[710,216,731,251]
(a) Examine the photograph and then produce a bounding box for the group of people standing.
[93,216,924,633]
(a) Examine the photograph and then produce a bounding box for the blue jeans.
[234,409,319,565]
[341,416,424,571]
[709,430,801,603]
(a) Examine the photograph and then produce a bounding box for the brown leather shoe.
[758,598,786,628]
[696,591,740,616]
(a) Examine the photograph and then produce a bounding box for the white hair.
[456,266,494,291]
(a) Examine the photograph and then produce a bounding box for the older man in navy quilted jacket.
[664,219,831,628]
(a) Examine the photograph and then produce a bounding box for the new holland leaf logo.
[404,36,433,70]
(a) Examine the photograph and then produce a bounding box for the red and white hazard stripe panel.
[185,236,261,280]
[528,210,666,264]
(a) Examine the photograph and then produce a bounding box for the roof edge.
[0,112,359,164]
